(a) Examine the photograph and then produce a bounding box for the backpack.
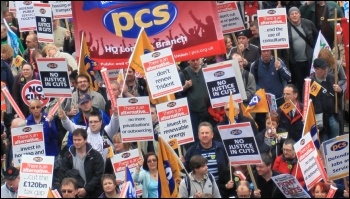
[184,173,215,197]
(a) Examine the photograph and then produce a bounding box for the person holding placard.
[278,84,304,142]
[26,99,59,157]
[133,152,159,198]
[105,80,121,117]
[58,101,119,162]
[57,128,104,198]
[53,19,68,51]
[140,104,160,154]
[2,9,20,37]
[273,138,305,188]
[1,166,20,198]
[252,153,285,198]
[44,43,77,70]
[23,33,46,65]
[122,67,148,98]
[12,62,40,117]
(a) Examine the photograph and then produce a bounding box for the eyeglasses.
[147,159,157,163]
[77,80,88,84]
[61,189,73,194]
[89,120,101,124]
[30,106,41,110]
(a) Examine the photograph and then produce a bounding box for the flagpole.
[121,27,145,95]
[331,9,338,113]
[77,31,85,74]
[288,99,304,119]
[159,136,199,193]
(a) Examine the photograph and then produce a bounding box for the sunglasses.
[30,106,41,110]
[147,159,157,163]
[61,189,73,194]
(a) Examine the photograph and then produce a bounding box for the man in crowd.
[229,29,260,71]
[253,153,285,198]
[273,138,305,187]
[287,7,318,98]
[251,49,291,131]
[179,58,208,145]
[60,177,79,198]
[1,166,20,198]
[23,33,45,63]
[53,19,69,50]
[278,84,304,142]
[140,104,160,154]
[184,122,228,196]
[57,128,104,198]
[179,155,221,198]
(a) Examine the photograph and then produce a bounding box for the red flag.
[341,18,349,100]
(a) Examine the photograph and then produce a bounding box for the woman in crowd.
[104,133,134,175]
[26,99,59,157]
[98,174,119,198]
[310,181,329,198]
[255,114,285,163]
[12,62,40,117]
[3,9,20,37]
[132,152,158,198]
[224,34,234,60]
[0,44,17,76]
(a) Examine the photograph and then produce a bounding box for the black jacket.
[58,143,104,198]
[255,128,286,163]
[277,102,304,142]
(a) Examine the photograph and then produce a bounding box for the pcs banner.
[72,1,226,70]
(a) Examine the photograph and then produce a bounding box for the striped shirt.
[201,147,219,181]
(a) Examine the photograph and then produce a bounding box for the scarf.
[208,106,225,122]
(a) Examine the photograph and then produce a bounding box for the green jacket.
[299,1,344,29]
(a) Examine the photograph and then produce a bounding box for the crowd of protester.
[1,1,349,198]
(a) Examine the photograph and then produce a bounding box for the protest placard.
[11,125,45,168]
[117,97,154,142]
[156,98,194,145]
[17,155,54,198]
[34,3,54,43]
[37,58,72,98]
[218,122,262,165]
[50,1,72,19]
[266,93,277,112]
[72,1,225,70]
[108,69,123,81]
[21,80,50,107]
[257,8,289,50]
[110,149,142,195]
[322,134,349,180]
[16,1,36,32]
[216,1,245,34]
[141,48,182,99]
[294,133,323,190]
[9,1,16,12]
[203,60,245,108]
[271,174,311,198]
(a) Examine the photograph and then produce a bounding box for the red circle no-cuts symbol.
[21,80,50,107]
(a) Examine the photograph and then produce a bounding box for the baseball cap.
[235,29,251,38]
[78,94,91,105]
[2,166,19,180]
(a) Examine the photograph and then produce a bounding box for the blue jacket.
[26,112,59,156]
[250,56,291,99]
[1,60,14,95]
[67,107,110,147]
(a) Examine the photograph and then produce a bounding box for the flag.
[310,81,322,96]
[229,91,235,123]
[279,100,295,114]
[167,138,180,157]
[3,19,24,57]
[158,136,183,198]
[78,31,99,92]
[120,166,137,198]
[12,55,25,68]
[245,89,269,113]
[240,103,258,128]
[310,31,330,74]
[117,69,124,85]
[302,100,320,149]
[127,28,175,104]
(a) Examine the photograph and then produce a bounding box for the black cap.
[2,166,19,180]
[235,29,251,38]
[313,58,328,69]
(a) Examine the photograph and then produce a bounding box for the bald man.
[236,181,252,198]
[23,33,45,63]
